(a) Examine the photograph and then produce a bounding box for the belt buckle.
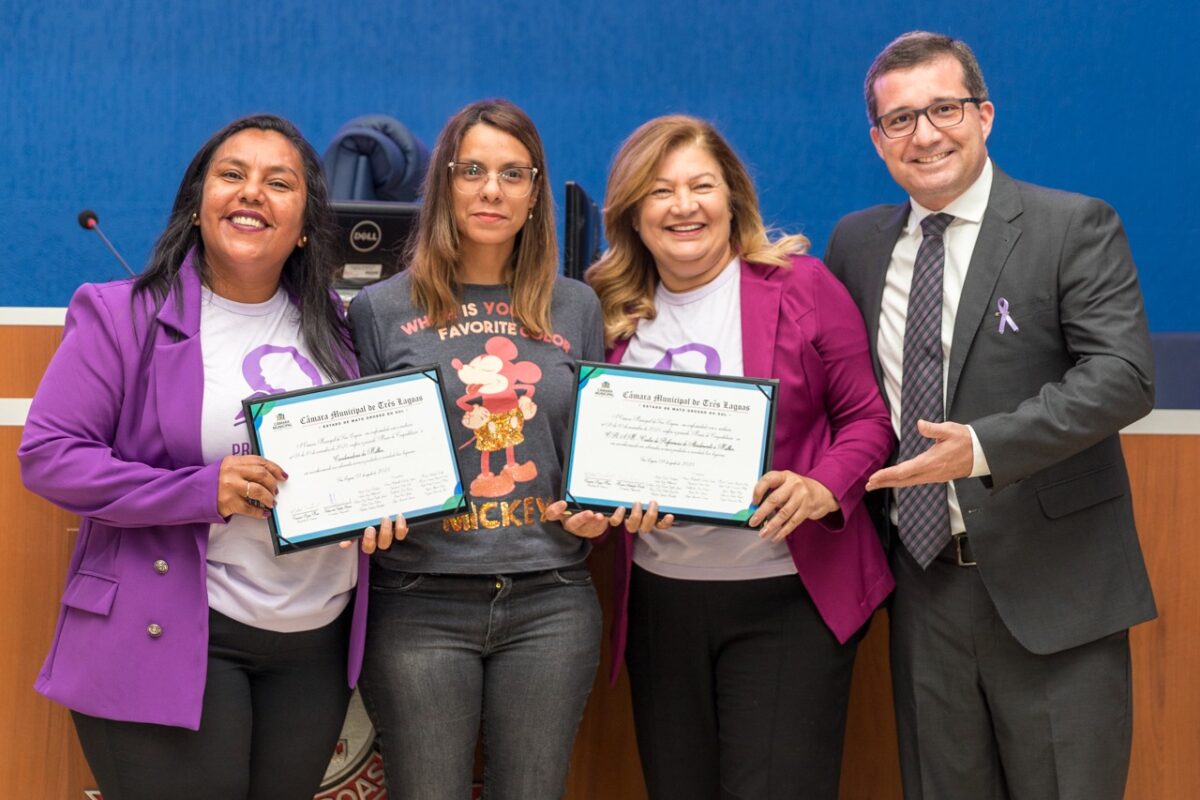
[953,533,977,567]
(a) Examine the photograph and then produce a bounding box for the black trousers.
[73,605,352,800]
[625,565,862,800]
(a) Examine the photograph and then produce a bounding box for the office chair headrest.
[323,114,430,202]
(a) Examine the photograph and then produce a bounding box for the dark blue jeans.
[360,565,601,800]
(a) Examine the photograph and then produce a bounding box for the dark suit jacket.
[824,166,1157,655]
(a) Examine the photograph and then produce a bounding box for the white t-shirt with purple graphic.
[200,287,357,632]
[622,257,797,581]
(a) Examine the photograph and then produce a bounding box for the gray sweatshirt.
[348,272,604,574]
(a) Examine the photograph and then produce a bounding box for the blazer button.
[147,623,163,638]
[153,559,169,575]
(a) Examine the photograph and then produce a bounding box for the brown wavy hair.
[585,115,809,345]
[407,99,557,335]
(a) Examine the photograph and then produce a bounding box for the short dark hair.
[135,114,351,380]
[864,31,989,123]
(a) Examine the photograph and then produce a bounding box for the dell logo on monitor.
[349,220,383,253]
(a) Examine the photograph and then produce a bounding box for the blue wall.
[2,1,1196,330]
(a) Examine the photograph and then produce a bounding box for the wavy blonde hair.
[408,99,557,336]
[586,115,809,345]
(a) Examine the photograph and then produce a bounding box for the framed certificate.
[562,362,778,526]
[243,366,467,554]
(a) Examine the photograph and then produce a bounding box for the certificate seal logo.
[593,380,614,398]
[271,412,292,431]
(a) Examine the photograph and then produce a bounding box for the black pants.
[73,605,352,800]
[626,565,862,800]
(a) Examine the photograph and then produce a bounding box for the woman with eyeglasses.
[348,98,611,799]
[585,115,895,799]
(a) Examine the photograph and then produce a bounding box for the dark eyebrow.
[213,156,301,180]
[881,97,964,116]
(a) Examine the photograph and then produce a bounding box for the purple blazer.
[18,254,368,730]
[606,256,895,683]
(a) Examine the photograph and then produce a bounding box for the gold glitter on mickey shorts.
[474,407,526,452]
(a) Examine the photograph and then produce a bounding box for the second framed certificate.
[562,362,778,526]
[244,366,467,554]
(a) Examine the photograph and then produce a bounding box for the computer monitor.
[563,181,603,280]
[331,200,420,289]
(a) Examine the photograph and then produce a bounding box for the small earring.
[298,235,308,247]
[191,212,199,225]
[528,210,534,220]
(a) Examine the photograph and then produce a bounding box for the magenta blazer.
[18,253,368,730]
[606,256,895,683]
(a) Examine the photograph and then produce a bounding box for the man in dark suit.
[824,31,1157,800]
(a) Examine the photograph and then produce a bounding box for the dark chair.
[1150,332,1200,409]
[323,115,430,202]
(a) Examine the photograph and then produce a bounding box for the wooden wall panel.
[840,613,901,799]
[0,427,95,796]
[0,325,64,397]
[5,321,1197,799]
[1123,435,1200,800]
[833,435,1200,800]
[567,536,647,799]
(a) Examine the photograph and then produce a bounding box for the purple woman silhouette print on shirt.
[655,342,721,375]
[233,344,323,425]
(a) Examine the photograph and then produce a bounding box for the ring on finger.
[245,481,252,500]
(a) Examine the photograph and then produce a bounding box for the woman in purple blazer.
[583,116,895,799]
[18,115,397,799]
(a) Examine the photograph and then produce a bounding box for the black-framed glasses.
[447,162,539,197]
[875,97,983,139]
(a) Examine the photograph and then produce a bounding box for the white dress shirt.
[878,159,994,535]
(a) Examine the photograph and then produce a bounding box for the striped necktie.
[897,212,954,567]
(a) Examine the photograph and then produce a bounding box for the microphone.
[78,209,135,277]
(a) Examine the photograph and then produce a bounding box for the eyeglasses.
[874,97,983,139]
[447,162,538,197]
[642,179,724,205]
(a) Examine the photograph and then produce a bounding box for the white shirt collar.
[904,158,994,234]
[655,255,741,305]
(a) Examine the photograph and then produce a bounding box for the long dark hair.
[134,114,351,381]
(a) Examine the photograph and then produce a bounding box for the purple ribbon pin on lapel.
[996,298,1019,334]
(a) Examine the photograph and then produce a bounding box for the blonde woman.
[587,115,894,799]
